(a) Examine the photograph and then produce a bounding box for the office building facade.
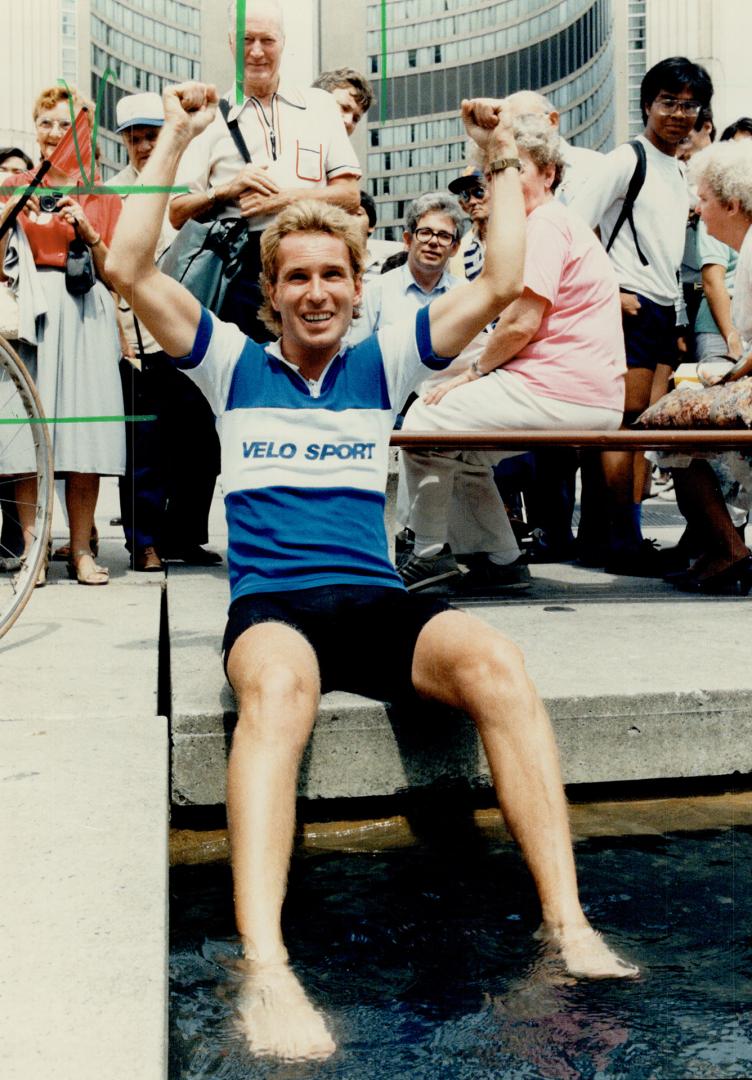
[366,0,617,237]
[0,0,84,160]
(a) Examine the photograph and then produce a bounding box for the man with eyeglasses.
[569,56,713,577]
[351,192,466,341]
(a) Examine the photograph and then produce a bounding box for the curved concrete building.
[89,0,203,174]
[367,0,616,237]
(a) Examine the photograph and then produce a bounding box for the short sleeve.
[175,307,247,415]
[523,207,568,306]
[377,306,452,411]
[697,222,732,270]
[567,142,637,229]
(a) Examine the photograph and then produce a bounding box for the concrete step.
[169,553,752,806]
[0,714,169,1080]
[0,499,168,1080]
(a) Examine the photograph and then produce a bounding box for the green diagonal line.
[380,0,388,123]
[236,0,246,106]
[6,184,190,197]
[0,415,158,425]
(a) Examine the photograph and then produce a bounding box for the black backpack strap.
[218,98,252,164]
[605,139,649,266]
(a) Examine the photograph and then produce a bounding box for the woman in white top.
[663,140,752,594]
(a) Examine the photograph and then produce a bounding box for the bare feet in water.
[535,924,640,980]
[237,962,336,1062]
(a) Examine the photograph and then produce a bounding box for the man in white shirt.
[169,0,361,339]
[569,56,713,575]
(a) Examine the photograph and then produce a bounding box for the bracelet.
[488,157,522,174]
[89,234,102,248]
[471,357,484,377]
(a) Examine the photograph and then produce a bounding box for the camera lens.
[39,192,63,213]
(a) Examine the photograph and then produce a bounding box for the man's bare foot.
[237,962,336,1061]
[535,924,640,980]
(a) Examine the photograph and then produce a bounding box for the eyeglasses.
[457,186,486,203]
[413,226,457,246]
[36,118,73,132]
[653,96,702,117]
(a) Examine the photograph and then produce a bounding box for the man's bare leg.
[226,622,336,1060]
[411,609,638,979]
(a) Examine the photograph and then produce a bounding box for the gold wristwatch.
[488,157,522,174]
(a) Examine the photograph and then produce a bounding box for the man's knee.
[450,632,531,714]
[232,656,320,749]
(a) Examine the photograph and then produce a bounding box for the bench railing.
[391,429,752,451]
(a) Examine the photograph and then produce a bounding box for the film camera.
[38,191,65,213]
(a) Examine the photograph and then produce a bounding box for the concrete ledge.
[172,688,752,805]
[0,714,169,1080]
[169,563,752,805]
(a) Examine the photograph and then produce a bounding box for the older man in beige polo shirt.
[169,0,361,340]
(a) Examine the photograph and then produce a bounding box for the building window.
[408,48,417,68]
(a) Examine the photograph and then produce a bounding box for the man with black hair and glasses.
[569,56,713,577]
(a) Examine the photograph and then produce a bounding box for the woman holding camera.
[0,85,124,585]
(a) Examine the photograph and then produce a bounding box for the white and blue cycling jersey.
[177,305,452,603]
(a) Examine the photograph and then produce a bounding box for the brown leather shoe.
[132,545,163,573]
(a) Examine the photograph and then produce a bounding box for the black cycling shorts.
[222,584,451,702]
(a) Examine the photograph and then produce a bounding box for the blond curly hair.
[258,200,365,336]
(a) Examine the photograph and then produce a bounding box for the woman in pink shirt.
[398,116,626,594]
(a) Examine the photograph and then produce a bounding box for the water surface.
[170,827,752,1079]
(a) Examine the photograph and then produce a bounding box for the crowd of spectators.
[1,7,752,600]
[5,0,752,1064]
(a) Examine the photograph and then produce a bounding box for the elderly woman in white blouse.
[663,140,752,594]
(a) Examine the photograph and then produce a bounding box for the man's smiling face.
[270,232,362,371]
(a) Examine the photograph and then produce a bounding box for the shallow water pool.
[170,827,752,1079]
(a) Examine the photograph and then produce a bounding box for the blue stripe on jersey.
[226,334,393,412]
[225,486,406,599]
[415,303,456,370]
[176,305,213,369]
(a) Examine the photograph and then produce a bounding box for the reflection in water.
[170,828,752,1079]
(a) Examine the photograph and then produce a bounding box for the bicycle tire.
[0,334,53,639]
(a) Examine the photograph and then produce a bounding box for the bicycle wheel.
[0,334,53,638]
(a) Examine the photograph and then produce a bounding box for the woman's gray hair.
[689,140,752,217]
[227,0,285,37]
[512,115,566,193]
[404,192,467,237]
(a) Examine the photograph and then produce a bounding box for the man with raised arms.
[107,82,638,1063]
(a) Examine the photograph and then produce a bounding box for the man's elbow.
[105,248,137,295]
[169,196,189,229]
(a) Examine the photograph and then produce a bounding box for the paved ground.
[2,476,751,1080]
